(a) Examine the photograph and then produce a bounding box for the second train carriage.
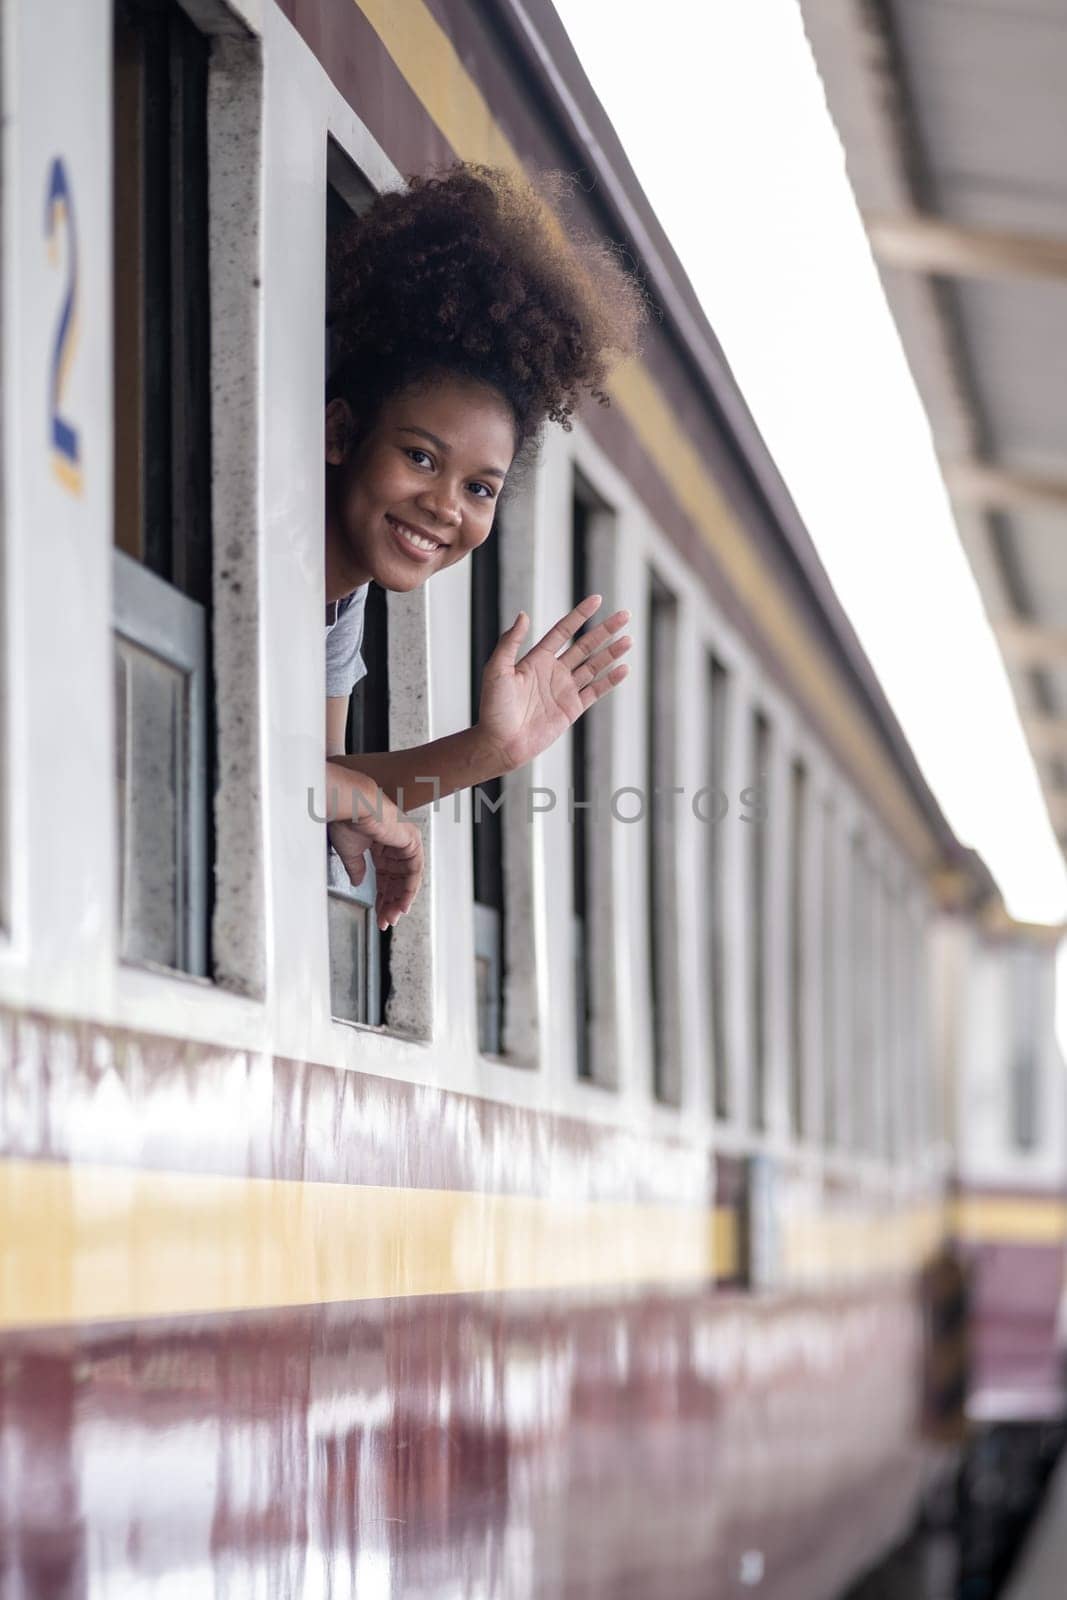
[1,0,1064,1596]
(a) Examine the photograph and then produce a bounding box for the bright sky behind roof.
[553,0,1067,928]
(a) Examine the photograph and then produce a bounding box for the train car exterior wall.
[0,0,1032,1597]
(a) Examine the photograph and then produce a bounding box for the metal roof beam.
[866,213,1067,284]
[994,619,1067,665]
[942,460,1067,515]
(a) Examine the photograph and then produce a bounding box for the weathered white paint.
[0,0,944,1189]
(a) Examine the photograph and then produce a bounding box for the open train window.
[113,0,212,975]
[647,568,681,1106]
[788,755,808,1138]
[471,525,505,1055]
[569,473,619,1087]
[707,654,730,1118]
[324,143,390,1027]
[748,708,771,1129]
[571,492,593,1079]
[849,831,875,1152]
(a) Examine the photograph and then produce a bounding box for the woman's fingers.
[577,661,629,711]
[487,610,530,671]
[371,832,424,928]
[557,607,630,670]
[572,633,632,689]
[527,594,602,658]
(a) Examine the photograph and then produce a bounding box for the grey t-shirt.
[325,584,370,894]
[325,584,369,697]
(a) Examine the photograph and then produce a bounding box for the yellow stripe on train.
[951,1193,1067,1245]
[0,1158,733,1329]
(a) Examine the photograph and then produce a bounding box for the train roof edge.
[486,0,973,882]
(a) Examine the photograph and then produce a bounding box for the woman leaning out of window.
[320,165,647,929]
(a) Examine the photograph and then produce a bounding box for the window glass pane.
[115,636,186,968]
[473,903,503,1059]
[328,891,378,1024]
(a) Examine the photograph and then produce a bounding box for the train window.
[708,654,730,1118]
[821,798,838,1147]
[903,890,923,1162]
[902,894,924,1158]
[1009,946,1040,1151]
[788,756,807,1138]
[324,151,391,1027]
[879,868,901,1164]
[647,569,681,1105]
[849,832,874,1152]
[871,861,887,1159]
[916,910,934,1157]
[892,883,915,1162]
[572,493,593,1079]
[113,0,212,974]
[471,526,505,1055]
[569,473,619,1087]
[327,583,390,1025]
[883,876,899,1163]
[748,708,771,1129]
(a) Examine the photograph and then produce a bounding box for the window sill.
[115,959,268,1053]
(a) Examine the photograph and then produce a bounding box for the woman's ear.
[325,398,356,465]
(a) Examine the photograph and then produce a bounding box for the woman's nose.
[417,485,462,527]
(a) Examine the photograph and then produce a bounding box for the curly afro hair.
[326,164,648,454]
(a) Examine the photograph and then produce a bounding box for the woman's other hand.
[326,769,424,929]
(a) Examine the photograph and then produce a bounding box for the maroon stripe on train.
[276,0,453,172]
[963,1238,1066,1416]
[0,1278,925,1600]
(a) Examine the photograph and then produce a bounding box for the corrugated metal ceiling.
[800,0,1067,849]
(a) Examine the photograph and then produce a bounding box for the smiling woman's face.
[325,374,516,598]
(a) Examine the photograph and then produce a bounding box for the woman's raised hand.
[476,595,632,774]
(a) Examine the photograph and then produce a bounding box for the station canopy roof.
[798,0,1067,860]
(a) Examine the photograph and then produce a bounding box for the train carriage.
[0,0,1063,1596]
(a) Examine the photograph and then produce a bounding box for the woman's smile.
[385,514,449,562]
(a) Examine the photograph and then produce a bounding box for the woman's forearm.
[329,726,509,813]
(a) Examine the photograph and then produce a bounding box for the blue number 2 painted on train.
[44,157,82,496]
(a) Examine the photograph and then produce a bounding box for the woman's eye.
[405,448,434,468]
[468,481,495,500]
